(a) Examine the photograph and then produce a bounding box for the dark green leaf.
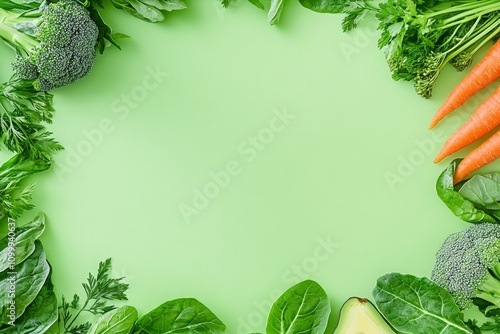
[480,317,500,333]
[266,280,331,334]
[87,305,138,334]
[458,173,500,211]
[298,0,346,13]
[436,159,497,223]
[0,270,57,333]
[87,5,122,54]
[219,0,231,8]
[472,298,500,318]
[0,240,50,324]
[136,298,226,334]
[109,0,186,23]
[247,0,264,10]
[0,213,45,272]
[373,273,472,334]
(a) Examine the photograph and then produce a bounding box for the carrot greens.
[300,0,500,98]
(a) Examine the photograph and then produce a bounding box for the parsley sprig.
[0,77,62,161]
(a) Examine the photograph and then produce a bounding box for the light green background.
[1,0,495,332]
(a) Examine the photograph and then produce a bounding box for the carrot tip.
[433,154,444,164]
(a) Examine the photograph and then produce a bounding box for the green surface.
[3,0,495,332]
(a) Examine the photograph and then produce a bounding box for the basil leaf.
[373,273,472,334]
[0,240,50,324]
[0,270,57,333]
[266,280,331,334]
[136,298,226,334]
[436,160,497,223]
[88,305,138,334]
[268,0,285,25]
[0,213,45,273]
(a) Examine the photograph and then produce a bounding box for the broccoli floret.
[431,223,500,310]
[0,0,98,91]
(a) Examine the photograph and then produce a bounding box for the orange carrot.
[429,39,500,129]
[434,85,500,163]
[454,130,500,183]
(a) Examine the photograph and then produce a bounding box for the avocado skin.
[333,297,397,334]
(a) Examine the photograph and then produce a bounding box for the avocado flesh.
[333,297,397,334]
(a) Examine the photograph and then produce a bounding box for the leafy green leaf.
[87,305,138,334]
[0,213,45,272]
[0,0,42,11]
[136,298,226,334]
[458,173,500,211]
[268,0,285,25]
[373,273,472,334]
[0,78,62,161]
[298,0,353,13]
[0,154,51,219]
[0,240,50,324]
[86,5,123,54]
[247,0,264,10]
[0,270,57,334]
[266,280,331,334]
[436,159,497,223]
[480,317,500,333]
[219,0,231,8]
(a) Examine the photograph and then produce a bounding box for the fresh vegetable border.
[3,0,500,333]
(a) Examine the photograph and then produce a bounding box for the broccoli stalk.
[432,223,500,315]
[475,262,500,308]
[0,0,99,91]
[327,0,500,98]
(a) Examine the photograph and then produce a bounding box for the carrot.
[454,130,500,183]
[429,39,500,129]
[434,85,500,163]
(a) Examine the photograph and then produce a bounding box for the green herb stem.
[441,1,500,26]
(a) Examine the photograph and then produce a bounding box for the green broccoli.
[431,223,500,313]
[0,0,99,91]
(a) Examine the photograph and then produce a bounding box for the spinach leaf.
[458,173,500,212]
[0,213,45,272]
[373,273,473,334]
[136,298,226,334]
[109,0,186,23]
[0,240,50,324]
[0,270,57,333]
[436,159,497,223]
[88,305,138,334]
[266,280,330,334]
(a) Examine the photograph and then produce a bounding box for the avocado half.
[333,297,397,334]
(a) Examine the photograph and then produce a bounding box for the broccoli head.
[0,0,98,91]
[431,223,500,311]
